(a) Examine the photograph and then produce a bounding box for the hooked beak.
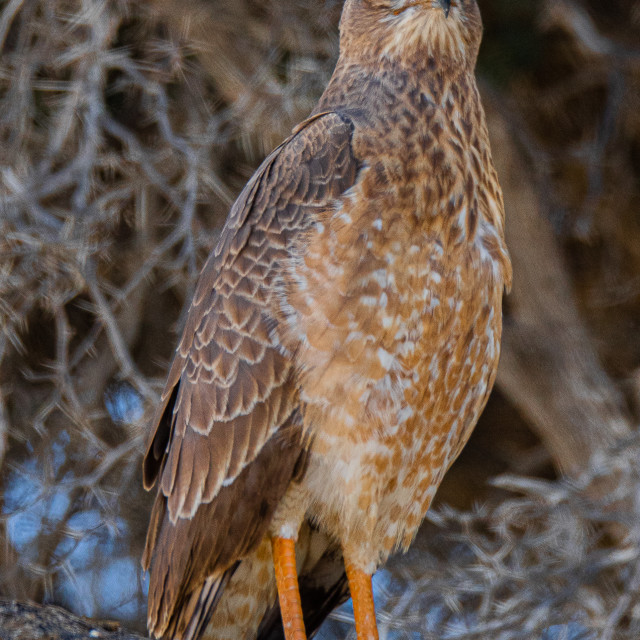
[438,0,451,17]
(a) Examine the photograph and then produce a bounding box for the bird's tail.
[203,537,278,640]
[200,523,348,640]
[180,570,236,640]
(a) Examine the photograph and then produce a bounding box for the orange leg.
[272,536,307,640]
[345,563,379,640]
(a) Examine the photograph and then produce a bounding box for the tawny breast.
[281,61,510,571]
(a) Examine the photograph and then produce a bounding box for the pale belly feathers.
[278,161,507,569]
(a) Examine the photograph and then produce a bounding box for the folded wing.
[142,112,359,639]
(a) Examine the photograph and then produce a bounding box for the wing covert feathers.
[143,112,359,639]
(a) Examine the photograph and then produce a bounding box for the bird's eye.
[392,1,423,16]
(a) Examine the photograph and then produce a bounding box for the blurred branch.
[486,100,632,475]
[0,0,23,50]
[84,265,155,402]
[542,0,640,66]
[359,434,640,640]
[0,380,7,469]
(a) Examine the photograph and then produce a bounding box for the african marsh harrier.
[142,0,512,638]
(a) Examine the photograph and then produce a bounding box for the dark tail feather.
[174,566,237,640]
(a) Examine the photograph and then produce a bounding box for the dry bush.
[0,0,341,626]
[0,0,639,637]
[321,434,640,639]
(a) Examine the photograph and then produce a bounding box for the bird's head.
[340,0,483,70]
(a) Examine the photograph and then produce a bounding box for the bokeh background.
[1,0,640,638]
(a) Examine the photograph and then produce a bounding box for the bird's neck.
[315,53,475,119]
[314,52,510,287]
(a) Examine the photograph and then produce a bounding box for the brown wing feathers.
[143,113,359,639]
[145,418,304,638]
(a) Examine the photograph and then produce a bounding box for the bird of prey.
[142,0,512,638]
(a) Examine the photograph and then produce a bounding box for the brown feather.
[143,112,359,638]
[145,417,304,638]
